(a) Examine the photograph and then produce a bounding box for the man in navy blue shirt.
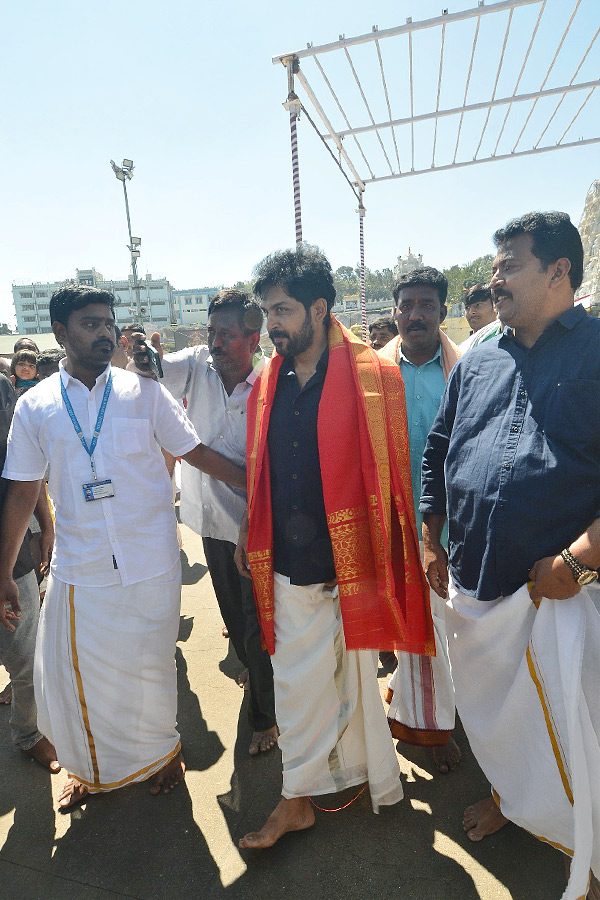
[421,212,600,898]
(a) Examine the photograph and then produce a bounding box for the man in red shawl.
[235,245,433,848]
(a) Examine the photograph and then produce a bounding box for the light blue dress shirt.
[398,343,447,544]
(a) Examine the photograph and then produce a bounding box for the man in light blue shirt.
[379,266,461,774]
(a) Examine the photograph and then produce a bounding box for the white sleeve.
[149,381,200,458]
[2,397,47,481]
[159,346,200,400]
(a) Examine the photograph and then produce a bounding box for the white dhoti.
[34,562,182,793]
[386,549,455,745]
[272,573,403,813]
[447,582,600,900]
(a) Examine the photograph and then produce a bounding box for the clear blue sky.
[2,0,598,327]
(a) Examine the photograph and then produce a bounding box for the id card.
[82,479,115,502]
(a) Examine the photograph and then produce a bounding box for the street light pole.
[110,158,143,323]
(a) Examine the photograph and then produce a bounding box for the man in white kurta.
[0,286,246,810]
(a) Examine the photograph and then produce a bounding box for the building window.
[21,304,35,311]
[35,291,48,298]
[185,299,192,305]
[24,316,37,322]
[25,328,38,334]
[20,292,33,299]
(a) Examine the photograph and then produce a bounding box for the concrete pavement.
[0,523,565,899]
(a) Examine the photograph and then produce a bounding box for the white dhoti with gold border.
[34,562,182,793]
[447,581,600,900]
[272,573,403,813]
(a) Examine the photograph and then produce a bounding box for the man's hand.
[39,522,54,578]
[422,513,449,598]
[529,554,581,603]
[0,576,21,631]
[423,542,449,598]
[234,513,251,579]
[131,332,163,378]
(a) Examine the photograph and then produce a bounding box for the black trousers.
[202,537,275,731]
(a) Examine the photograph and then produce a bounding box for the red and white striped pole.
[289,106,303,246]
[358,195,367,342]
[284,58,303,247]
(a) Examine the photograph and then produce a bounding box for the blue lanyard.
[61,371,112,480]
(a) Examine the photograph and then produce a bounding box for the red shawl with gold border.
[245,316,434,656]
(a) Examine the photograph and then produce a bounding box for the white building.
[12,268,176,334]
[394,248,423,278]
[171,288,221,327]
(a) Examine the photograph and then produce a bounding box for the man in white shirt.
[134,290,277,757]
[0,286,246,810]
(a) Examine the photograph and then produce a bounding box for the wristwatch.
[560,548,599,585]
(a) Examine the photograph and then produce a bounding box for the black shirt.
[268,351,336,585]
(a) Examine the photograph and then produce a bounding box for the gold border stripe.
[526,644,573,805]
[72,741,182,792]
[68,585,100,786]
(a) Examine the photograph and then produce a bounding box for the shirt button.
[416,395,422,400]
[294,410,300,416]
[292,535,297,540]
[503,463,511,470]
[292,473,297,480]
[498,502,505,509]
[292,441,298,448]
[218,434,224,439]
[512,426,519,432]
[520,391,526,398]
[292,504,298,510]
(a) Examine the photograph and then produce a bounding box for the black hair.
[11,349,37,377]
[463,283,493,308]
[121,322,145,334]
[208,289,263,334]
[368,315,398,335]
[36,348,66,367]
[493,211,583,290]
[253,244,336,315]
[393,266,448,306]
[50,285,115,327]
[13,337,39,353]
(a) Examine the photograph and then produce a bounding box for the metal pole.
[122,179,142,323]
[358,195,367,342]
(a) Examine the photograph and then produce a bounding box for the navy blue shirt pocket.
[544,379,600,452]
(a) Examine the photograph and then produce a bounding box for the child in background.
[10,349,38,395]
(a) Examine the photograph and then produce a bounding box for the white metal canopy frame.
[273,0,600,338]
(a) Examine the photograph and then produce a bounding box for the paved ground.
[0,523,566,899]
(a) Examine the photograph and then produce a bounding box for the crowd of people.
[0,209,598,899]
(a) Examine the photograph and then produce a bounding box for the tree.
[444,254,494,306]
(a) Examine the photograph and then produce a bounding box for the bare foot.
[58,778,89,811]
[249,726,279,756]
[0,682,12,705]
[239,796,315,849]
[463,797,509,841]
[236,669,249,691]
[433,734,462,774]
[149,751,185,795]
[24,736,61,773]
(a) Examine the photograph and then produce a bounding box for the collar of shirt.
[59,359,111,389]
[398,341,442,368]
[500,303,586,346]
[280,347,329,387]
[205,352,265,391]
